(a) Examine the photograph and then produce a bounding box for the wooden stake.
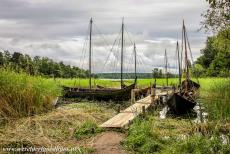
[131,89,135,104]
[117,105,121,113]
[142,106,146,115]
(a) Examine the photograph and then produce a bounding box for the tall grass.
[123,116,230,154]
[200,78,230,122]
[0,69,62,119]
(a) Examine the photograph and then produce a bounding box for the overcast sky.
[0,0,209,73]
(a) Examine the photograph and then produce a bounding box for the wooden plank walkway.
[100,90,171,128]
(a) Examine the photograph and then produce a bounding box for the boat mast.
[134,43,137,79]
[183,20,189,91]
[177,41,181,91]
[121,18,124,89]
[165,49,168,86]
[89,18,93,90]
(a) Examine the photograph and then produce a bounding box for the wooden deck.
[100,90,171,128]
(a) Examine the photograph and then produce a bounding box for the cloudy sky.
[0,0,209,73]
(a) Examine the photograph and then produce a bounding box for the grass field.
[0,70,229,153]
[57,77,230,122]
[57,77,184,88]
[57,77,225,89]
[0,101,117,152]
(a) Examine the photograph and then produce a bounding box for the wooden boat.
[166,20,199,114]
[63,18,136,101]
[64,81,136,101]
[167,92,196,115]
[181,79,200,91]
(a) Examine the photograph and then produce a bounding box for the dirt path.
[88,131,130,154]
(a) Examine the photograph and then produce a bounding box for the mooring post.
[173,85,176,92]
[199,103,203,123]
[150,82,152,93]
[91,127,95,134]
[131,89,135,104]
[142,106,146,116]
[128,120,131,125]
[117,105,121,113]
[151,88,155,103]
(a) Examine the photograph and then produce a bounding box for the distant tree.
[3,50,11,67]
[2,51,89,78]
[159,69,163,78]
[201,0,230,32]
[196,37,217,68]
[0,52,4,66]
[152,68,159,78]
[191,64,205,77]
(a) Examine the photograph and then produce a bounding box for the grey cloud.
[0,0,209,73]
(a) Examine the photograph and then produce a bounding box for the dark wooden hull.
[167,92,196,115]
[182,79,200,90]
[63,83,136,101]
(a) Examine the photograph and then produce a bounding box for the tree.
[152,68,159,78]
[3,50,11,67]
[0,52,4,66]
[191,64,205,77]
[0,51,88,78]
[195,28,230,77]
[201,0,230,32]
[196,37,217,68]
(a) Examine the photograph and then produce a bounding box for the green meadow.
[0,69,229,153]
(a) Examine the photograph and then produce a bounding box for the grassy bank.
[0,101,116,152]
[200,78,230,122]
[0,69,61,119]
[123,78,230,153]
[123,116,230,154]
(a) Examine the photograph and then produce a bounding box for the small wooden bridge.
[100,88,173,128]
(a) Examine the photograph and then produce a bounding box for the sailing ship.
[63,18,136,101]
[167,20,200,115]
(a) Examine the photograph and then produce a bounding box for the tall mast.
[89,18,93,90]
[183,20,189,90]
[165,49,168,86]
[134,43,137,79]
[177,41,181,90]
[121,18,124,89]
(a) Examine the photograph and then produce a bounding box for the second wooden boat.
[63,18,136,101]
[166,20,199,114]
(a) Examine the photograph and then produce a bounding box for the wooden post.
[142,106,146,115]
[150,82,153,95]
[173,85,176,92]
[91,127,95,134]
[117,105,121,113]
[131,89,135,104]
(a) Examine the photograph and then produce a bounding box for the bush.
[0,69,62,119]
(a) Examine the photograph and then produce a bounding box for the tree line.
[0,51,91,78]
[98,68,176,79]
[193,0,230,77]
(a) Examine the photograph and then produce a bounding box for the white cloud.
[0,0,209,73]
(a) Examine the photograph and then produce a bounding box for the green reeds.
[201,78,230,122]
[0,69,62,119]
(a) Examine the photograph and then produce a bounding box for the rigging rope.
[76,22,90,87]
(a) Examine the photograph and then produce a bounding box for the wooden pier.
[100,89,172,128]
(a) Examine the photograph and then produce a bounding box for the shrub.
[0,69,62,119]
